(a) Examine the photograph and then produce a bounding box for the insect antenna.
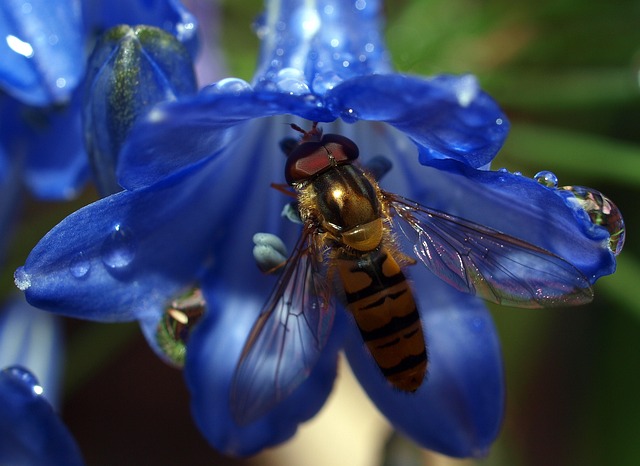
[289,121,323,143]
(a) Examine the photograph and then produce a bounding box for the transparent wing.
[387,193,593,308]
[230,228,335,425]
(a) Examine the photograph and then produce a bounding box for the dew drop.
[534,170,558,188]
[3,366,43,396]
[156,287,206,367]
[276,78,310,95]
[557,186,625,256]
[14,267,31,291]
[275,68,310,94]
[69,252,90,278]
[208,77,252,95]
[101,224,136,272]
[276,67,304,81]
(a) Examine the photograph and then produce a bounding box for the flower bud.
[83,24,197,194]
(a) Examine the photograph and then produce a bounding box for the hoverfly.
[230,122,593,425]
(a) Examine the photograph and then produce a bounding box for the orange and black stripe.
[336,247,427,391]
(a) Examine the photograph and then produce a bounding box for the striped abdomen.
[336,247,426,391]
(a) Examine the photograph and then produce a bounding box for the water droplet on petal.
[156,287,206,367]
[277,67,304,81]
[275,68,310,95]
[3,366,43,396]
[14,267,31,291]
[207,78,253,95]
[277,78,310,95]
[534,170,559,188]
[557,186,625,255]
[101,224,136,274]
[69,252,90,278]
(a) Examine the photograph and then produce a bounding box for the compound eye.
[284,142,326,184]
[321,134,359,162]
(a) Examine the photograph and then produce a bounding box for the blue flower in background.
[0,0,198,199]
[0,297,64,407]
[15,0,618,459]
[0,366,84,466]
[0,298,83,465]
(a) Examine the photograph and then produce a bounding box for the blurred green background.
[10,0,638,465]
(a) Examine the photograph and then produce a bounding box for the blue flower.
[0,0,198,199]
[16,0,618,458]
[0,366,84,466]
[0,298,83,465]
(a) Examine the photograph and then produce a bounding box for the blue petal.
[18,162,230,322]
[118,73,507,190]
[0,367,85,466]
[408,159,615,280]
[117,87,334,189]
[252,0,391,93]
[344,265,504,457]
[0,0,84,106]
[325,74,509,168]
[20,115,308,321]
[23,90,89,200]
[0,91,88,200]
[83,0,199,57]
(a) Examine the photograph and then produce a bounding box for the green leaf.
[485,68,640,110]
[599,253,640,321]
[501,124,640,186]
